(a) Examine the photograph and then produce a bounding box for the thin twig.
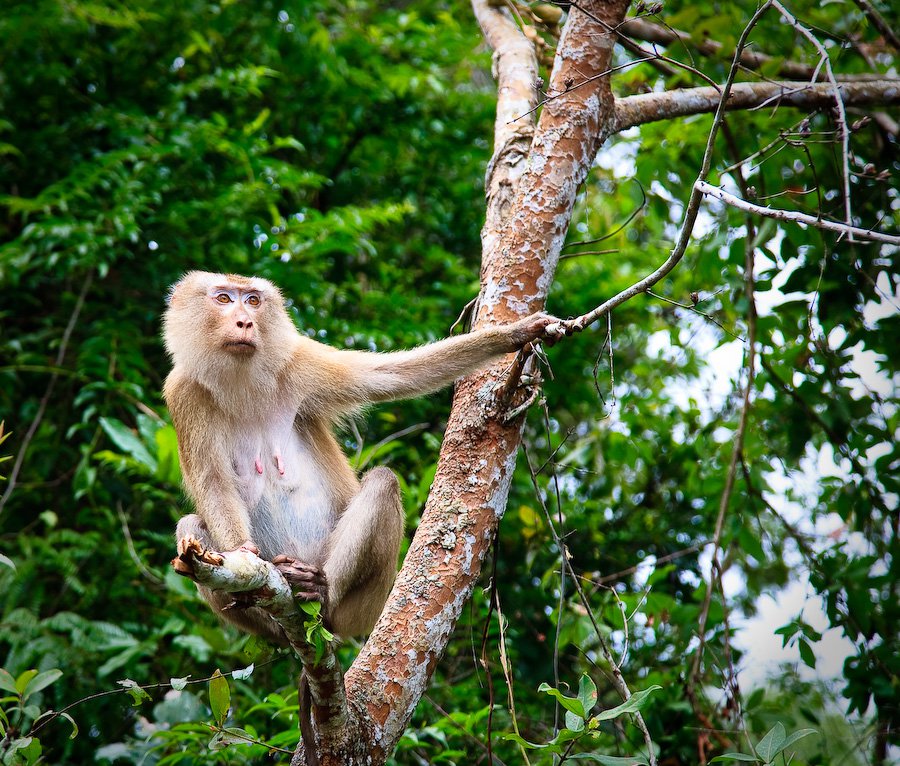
[645,289,745,341]
[522,441,657,765]
[542,404,567,740]
[554,3,776,338]
[692,136,758,755]
[772,1,854,239]
[586,542,708,586]
[423,695,510,766]
[0,271,94,516]
[355,422,430,470]
[495,590,532,766]
[851,0,900,51]
[695,180,900,244]
[562,181,647,251]
[508,56,659,124]
[575,1,722,87]
[117,503,165,586]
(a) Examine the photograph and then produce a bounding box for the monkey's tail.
[299,672,320,766]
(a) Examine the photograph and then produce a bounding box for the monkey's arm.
[165,375,254,551]
[301,313,556,408]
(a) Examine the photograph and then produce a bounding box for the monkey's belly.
[249,487,334,564]
[233,429,337,564]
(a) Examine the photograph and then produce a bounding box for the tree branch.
[851,0,900,51]
[344,0,632,760]
[619,16,887,82]
[614,78,900,131]
[0,270,93,517]
[696,180,900,245]
[472,0,540,256]
[171,540,357,765]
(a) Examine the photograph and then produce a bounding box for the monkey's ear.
[165,283,178,306]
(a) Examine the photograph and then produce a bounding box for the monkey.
[163,271,558,644]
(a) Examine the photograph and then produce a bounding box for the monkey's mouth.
[223,340,257,352]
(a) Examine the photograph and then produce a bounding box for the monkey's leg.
[175,514,288,645]
[325,466,404,637]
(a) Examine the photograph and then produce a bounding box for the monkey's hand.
[272,555,329,611]
[173,535,225,576]
[506,312,568,349]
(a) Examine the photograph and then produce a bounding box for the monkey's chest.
[231,427,335,562]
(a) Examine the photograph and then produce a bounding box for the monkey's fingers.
[176,535,203,557]
[272,555,324,575]
[237,540,260,555]
[173,536,225,575]
[292,590,325,602]
[277,563,328,587]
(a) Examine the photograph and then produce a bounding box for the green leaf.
[594,686,663,721]
[5,736,42,766]
[209,670,231,725]
[565,710,585,732]
[499,732,557,752]
[798,639,817,669]
[776,728,818,755]
[755,722,786,762]
[208,727,253,750]
[59,711,79,739]
[99,416,157,472]
[116,679,151,706]
[14,669,38,695]
[738,526,765,563]
[34,709,79,740]
[567,756,649,765]
[22,669,63,701]
[577,674,598,716]
[0,668,18,695]
[710,754,760,763]
[538,682,586,718]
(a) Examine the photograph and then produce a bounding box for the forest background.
[0,0,897,764]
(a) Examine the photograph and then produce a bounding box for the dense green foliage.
[0,0,896,764]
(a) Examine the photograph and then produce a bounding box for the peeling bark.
[177,3,900,765]
[472,0,540,256]
[345,1,631,763]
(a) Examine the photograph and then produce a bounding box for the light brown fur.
[164,271,555,641]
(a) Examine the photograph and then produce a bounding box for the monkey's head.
[164,271,297,374]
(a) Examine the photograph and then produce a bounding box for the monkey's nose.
[237,320,253,329]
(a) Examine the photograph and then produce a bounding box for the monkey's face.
[164,271,294,368]
[209,283,264,355]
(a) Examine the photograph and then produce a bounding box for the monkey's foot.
[173,535,225,577]
[272,555,328,603]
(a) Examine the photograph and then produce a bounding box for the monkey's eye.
[215,293,231,304]
[246,294,260,307]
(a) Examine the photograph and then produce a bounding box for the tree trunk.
[337,1,631,763]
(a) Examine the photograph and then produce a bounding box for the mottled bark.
[472,0,540,256]
[344,0,631,763]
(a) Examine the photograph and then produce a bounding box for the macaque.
[164,271,557,643]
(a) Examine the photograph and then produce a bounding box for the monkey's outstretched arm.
[302,313,558,408]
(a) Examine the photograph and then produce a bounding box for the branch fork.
[172,539,358,766]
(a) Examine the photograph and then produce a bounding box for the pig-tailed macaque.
[164,271,558,643]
